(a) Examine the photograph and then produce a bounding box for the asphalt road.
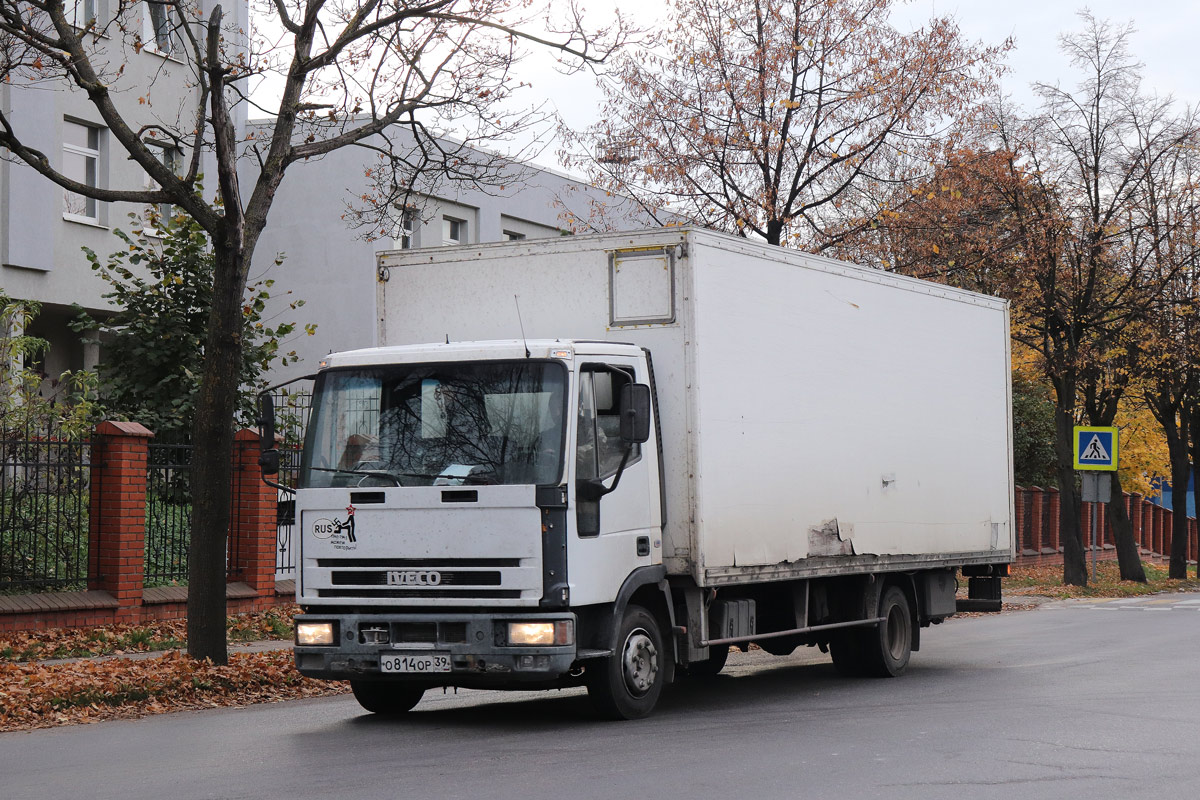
[2,594,1198,800]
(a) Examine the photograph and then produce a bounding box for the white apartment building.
[0,0,249,383]
[2,4,660,390]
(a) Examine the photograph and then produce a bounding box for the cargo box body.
[376,228,1014,587]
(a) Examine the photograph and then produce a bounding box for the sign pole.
[1091,491,1098,582]
[1075,427,1118,584]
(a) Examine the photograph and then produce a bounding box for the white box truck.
[260,227,1014,719]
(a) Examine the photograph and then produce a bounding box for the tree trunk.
[1053,403,1086,585]
[1189,402,1200,580]
[1165,413,1191,580]
[765,218,783,246]
[1106,471,1146,582]
[186,243,250,664]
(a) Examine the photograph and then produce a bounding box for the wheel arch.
[607,566,676,681]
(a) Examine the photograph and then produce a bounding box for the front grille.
[374,621,469,645]
[392,622,436,643]
[316,558,521,568]
[318,589,523,599]
[316,557,531,601]
[330,570,502,587]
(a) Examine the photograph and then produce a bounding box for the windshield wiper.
[309,468,499,486]
[309,467,404,486]
[393,471,499,485]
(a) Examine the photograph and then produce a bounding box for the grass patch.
[1006,560,1200,599]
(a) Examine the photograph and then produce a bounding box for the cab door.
[567,356,662,606]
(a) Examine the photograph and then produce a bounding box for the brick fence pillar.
[1080,502,1093,554]
[1030,488,1045,553]
[1156,506,1166,556]
[1129,493,1143,552]
[88,421,154,609]
[1014,487,1027,554]
[1143,501,1155,556]
[1046,488,1061,553]
[227,429,277,596]
[1188,517,1197,565]
[1099,502,1110,547]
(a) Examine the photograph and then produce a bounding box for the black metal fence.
[2,387,316,593]
[271,388,312,576]
[144,440,193,586]
[0,420,92,593]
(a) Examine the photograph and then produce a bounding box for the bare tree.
[977,18,1199,585]
[560,0,1009,246]
[838,14,1197,585]
[1140,135,1200,579]
[0,0,628,662]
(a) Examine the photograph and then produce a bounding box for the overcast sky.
[511,0,1200,171]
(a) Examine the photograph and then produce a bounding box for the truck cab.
[282,339,671,718]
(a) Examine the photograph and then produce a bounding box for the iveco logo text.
[387,570,442,586]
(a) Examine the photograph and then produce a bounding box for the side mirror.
[258,449,280,476]
[258,391,276,447]
[257,392,279,476]
[619,383,652,444]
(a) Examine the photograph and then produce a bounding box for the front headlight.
[507,620,574,646]
[296,622,335,646]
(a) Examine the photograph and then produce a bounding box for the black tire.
[349,681,425,715]
[683,643,729,678]
[588,605,666,720]
[860,585,912,678]
[758,636,799,657]
[828,631,866,677]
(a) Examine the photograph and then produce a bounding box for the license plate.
[380,653,451,673]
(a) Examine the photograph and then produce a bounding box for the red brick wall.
[1013,485,1198,567]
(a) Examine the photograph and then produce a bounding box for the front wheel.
[588,605,665,720]
[349,681,425,715]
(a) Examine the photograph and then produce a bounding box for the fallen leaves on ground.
[1005,560,1200,599]
[0,649,347,732]
[0,607,299,663]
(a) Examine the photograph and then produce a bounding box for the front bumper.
[293,612,578,685]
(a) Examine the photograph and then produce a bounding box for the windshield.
[300,360,567,488]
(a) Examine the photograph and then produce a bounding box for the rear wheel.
[829,584,913,678]
[829,631,866,677]
[349,681,425,715]
[588,605,665,719]
[861,585,912,677]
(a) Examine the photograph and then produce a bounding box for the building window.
[443,216,466,246]
[503,230,526,241]
[69,0,97,28]
[394,207,416,249]
[143,1,175,55]
[62,120,100,222]
[143,142,180,222]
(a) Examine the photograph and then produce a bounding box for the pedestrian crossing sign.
[1073,426,1118,471]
